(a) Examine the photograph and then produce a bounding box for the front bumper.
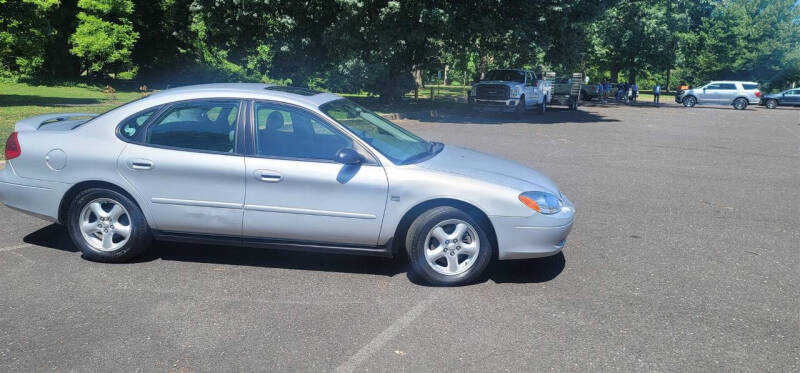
[472,98,520,112]
[490,196,575,260]
[0,161,68,222]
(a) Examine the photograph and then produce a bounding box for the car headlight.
[518,191,563,215]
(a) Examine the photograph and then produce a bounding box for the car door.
[118,99,246,237]
[717,83,738,104]
[242,101,389,246]
[698,83,720,104]
[525,72,536,106]
[785,89,800,105]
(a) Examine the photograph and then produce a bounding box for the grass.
[1,82,143,158]
[0,81,471,159]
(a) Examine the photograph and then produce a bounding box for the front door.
[785,89,800,105]
[242,101,389,246]
[118,99,246,236]
[698,83,720,104]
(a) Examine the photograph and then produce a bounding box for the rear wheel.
[406,206,492,286]
[766,99,778,109]
[683,96,697,107]
[67,188,151,262]
[733,97,748,110]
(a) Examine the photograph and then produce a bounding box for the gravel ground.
[0,102,798,372]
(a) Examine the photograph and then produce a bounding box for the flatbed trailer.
[547,72,583,110]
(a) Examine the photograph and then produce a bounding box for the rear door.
[242,101,389,246]
[716,83,738,104]
[118,99,246,237]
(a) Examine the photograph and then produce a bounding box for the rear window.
[742,84,758,90]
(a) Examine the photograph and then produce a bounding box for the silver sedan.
[0,84,574,286]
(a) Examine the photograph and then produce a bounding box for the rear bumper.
[490,197,576,260]
[0,162,68,222]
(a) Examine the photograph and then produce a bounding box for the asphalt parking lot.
[1,102,798,372]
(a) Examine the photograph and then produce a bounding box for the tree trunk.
[413,69,424,89]
[665,68,672,93]
[627,69,637,83]
[610,66,620,83]
[443,65,449,86]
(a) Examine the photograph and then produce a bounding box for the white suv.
[676,81,761,110]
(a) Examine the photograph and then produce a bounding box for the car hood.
[416,145,560,195]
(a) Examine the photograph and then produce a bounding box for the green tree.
[0,0,59,76]
[69,0,139,77]
[680,0,800,90]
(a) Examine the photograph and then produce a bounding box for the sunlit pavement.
[1,104,798,371]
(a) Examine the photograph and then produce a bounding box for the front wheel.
[67,188,151,262]
[683,96,697,107]
[766,99,778,109]
[515,95,526,118]
[406,206,493,286]
[733,97,748,110]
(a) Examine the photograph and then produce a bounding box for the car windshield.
[320,99,438,165]
[483,70,525,82]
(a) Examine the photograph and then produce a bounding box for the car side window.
[706,84,720,90]
[742,84,758,90]
[719,83,736,90]
[254,102,353,161]
[145,100,239,153]
[119,108,157,140]
[788,90,800,96]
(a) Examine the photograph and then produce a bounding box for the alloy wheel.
[423,219,481,276]
[79,198,132,252]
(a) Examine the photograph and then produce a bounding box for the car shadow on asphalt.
[24,224,565,285]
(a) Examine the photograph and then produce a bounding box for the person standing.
[631,82,639,104]
[653,83,661,105]
[598,79,605,103]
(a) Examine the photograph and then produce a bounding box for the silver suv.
[676,81,761,110]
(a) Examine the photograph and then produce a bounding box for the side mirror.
[335,147,362,165]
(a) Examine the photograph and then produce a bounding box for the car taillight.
[5,132,21,160]
[755,91,761,97]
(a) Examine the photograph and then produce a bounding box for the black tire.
[683,96,697,107]
[733,97,748,110]
[766,99,778,109]
[405,206,493,286]
[67,188,151,262]
[515,95,526,118]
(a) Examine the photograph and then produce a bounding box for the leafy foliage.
[1,0,798,94]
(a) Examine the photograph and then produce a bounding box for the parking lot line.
[334,295,437,373]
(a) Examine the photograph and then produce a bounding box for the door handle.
[255,170,282,183]
[128,159,154,170]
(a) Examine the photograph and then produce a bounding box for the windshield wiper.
[401,142,442,165]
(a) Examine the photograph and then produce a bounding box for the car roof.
[146,83,342,108]
[708,81,759,85]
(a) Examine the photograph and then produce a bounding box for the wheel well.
[392,198,498,257]
[58,180,142,224]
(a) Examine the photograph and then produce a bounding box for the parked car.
[0,84,575,286]
[759,88,800,109]
[675,81,761,110]
[469,69,552,115]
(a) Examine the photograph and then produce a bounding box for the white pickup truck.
[469,69,553,115]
